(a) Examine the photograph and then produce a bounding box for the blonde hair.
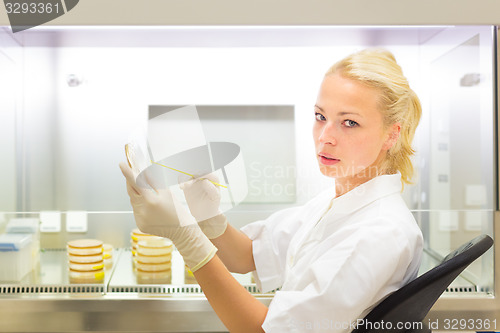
[326,48,422,187]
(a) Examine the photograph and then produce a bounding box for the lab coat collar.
[329,173,402,217]
[284,173,403,279]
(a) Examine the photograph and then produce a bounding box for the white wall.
[48,43,421,215]
[23,46,58,211]
[0,50,17,212]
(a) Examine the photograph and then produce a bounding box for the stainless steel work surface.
[0,248,259,294]
[0,248,479,295]
[0,249,490,332]
[0,249,271,332]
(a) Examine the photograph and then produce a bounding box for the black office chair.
[351,234,494,333]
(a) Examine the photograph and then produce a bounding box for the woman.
[120,48,423,332]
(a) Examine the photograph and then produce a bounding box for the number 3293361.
[5,2,61,14]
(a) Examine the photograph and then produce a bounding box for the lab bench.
[0,249,271,332]
[0,247,487,333]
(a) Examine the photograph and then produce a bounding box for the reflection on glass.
[0,26,495,295]
[417,33,495,294]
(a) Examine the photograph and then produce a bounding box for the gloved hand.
[119,162,217,272]
[179,173,228,239]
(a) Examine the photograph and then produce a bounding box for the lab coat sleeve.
[240,206,304,293]
[261,222,415,333]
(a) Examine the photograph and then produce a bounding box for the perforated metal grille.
[109,285,202,294]
[0,284,259,295]
[108,284,259,294]
[0,285,105,294]
[445,286,476,293]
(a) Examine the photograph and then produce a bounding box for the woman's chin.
[318,165,340,178]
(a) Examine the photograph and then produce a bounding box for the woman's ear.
[383,123,401,151]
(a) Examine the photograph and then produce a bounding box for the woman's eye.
[343,120,359,128]
[315,113,326,121]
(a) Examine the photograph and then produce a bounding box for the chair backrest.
[351,234,494,333]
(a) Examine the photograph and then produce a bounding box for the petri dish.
[67,239,103,256]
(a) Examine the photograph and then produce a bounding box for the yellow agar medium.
[151,160,227,188]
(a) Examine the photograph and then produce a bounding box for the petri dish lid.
[136,267,171,274]
[0,234,32,251]
[138,237,173,248]
[68,253,103,263]
[69,261,105,271]
[130,229,156,241]
[131,228,153,236]
[67,239,103,249]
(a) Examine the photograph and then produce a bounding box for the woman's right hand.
[119,162,217,272]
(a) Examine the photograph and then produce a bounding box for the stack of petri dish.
[130,228,157,267]
[135,237,173,284]
[67,239,105,284]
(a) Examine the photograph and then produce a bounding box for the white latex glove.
[120,162,217,272]
[179,173,228,239]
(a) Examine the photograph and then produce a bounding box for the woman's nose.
[318,122,337,145]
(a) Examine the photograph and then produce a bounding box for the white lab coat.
[241,174,423,333]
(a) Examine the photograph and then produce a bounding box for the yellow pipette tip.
[151,160,227,188]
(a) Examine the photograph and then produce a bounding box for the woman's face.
[313,73,396,185]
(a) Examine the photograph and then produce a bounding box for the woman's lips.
[318,153,340,166]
